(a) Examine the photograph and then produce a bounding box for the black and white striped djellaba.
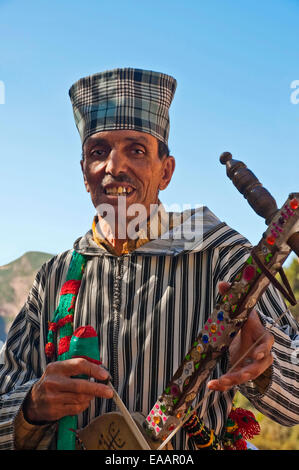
[1,206,299,450]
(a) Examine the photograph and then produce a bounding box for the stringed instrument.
[57,152,299,450]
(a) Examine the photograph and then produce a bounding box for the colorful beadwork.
[222,405,260,450]
[290,198,298,210]
[183,404,260,451]
[183,413,220,450]
[266,235,275,245]
[243,265,256,282]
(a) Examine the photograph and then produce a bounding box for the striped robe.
[0,206,299,450]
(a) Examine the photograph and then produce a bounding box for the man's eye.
[132,148,145,155]
[90,149,106,157]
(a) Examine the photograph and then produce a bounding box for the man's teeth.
[105,186,134,195]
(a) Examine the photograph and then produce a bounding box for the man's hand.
[208,282,274,392]
[23,358,113,423]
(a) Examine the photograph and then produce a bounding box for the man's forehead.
[84,130,156,148]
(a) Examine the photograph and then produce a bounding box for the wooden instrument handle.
[220,152,278,224]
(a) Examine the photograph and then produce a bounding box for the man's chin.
[95,197,152,235]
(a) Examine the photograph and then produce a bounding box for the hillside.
[0,251,54,340]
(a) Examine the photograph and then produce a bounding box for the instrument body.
[76,412,173,450]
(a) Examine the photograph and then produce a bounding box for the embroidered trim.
[45,251,87,361]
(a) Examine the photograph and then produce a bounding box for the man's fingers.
[54,391,100,405]
[208,352,273,392]
[252,339,273,361]
[51,375,113,399]
[47,357,110,381]
[24,358,114,423]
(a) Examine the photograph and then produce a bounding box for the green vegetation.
[0,251,53,303]
[0,251,54,336]
[282,256,299,322]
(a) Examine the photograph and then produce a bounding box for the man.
[0,68,298,450]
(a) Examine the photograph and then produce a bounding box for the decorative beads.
[185,392,197,402]
[171,385,180,396]
[202,334,209,343]
[191,349,201,361]
[183,413,220,450]
[278,216,285,226]
[146,399,169,435]
[243,265,256,282]
[217,311,224,321]
[266,235,275,245]
[263,197,298,251]
[290,198,298,210]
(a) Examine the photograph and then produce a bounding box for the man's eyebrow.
[85,135,150,150]
[85,137,108,149]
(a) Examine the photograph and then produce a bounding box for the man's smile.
[103,184,136,196]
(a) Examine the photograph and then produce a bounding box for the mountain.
[0,251,54,341]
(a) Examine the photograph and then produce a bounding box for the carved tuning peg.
[220,152,278,225]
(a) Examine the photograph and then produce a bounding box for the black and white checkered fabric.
[69,68,177,145]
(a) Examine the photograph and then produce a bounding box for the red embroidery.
[58,335,72,355]
[60,279,81,296]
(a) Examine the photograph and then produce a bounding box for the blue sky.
[0,0,298,266]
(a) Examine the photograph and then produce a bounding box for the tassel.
[229,407,260,440]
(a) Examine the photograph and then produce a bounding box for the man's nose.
[105,148,127,176]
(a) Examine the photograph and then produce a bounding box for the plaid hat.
[69,68,177,146]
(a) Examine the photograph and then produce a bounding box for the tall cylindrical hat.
[69,67,177,145]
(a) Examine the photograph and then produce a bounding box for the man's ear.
[80,159,90,193]
[159,156,175,191]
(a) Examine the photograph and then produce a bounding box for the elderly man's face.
[81,130,175,224]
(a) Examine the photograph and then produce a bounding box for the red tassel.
[45,342,55,357]
[229,408,260,440]
[235,437,247,450]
